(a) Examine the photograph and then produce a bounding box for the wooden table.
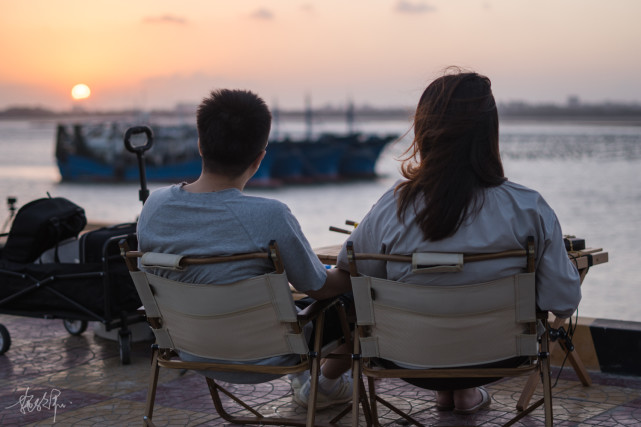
[314,245,345,266]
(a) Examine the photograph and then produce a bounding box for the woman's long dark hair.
[396,69,505,241]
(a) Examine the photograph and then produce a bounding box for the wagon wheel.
[63,319,88,336]
[118,330,132,365]
[0,324,11,355]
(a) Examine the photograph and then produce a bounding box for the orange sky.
[1,0,640,111]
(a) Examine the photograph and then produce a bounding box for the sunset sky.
[1,0,640,111]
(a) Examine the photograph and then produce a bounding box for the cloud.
[395,1,436,14]
[301,4,315,14]
[250,8,274,20]
[143,15,188,25]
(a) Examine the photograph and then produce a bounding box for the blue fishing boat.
[54,122,397,186]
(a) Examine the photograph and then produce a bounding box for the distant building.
[567,96,580,108]
[174,103,197,115]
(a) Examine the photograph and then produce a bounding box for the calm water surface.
[0,118,639,322]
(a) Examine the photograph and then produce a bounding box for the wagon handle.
[124,126,153,205]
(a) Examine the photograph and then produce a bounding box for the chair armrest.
[296,297,341,325]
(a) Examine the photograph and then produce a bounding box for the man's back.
[137,183,326,292]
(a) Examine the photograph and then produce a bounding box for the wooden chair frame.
[346,237,554,427]
[120,240,352,427]
[516,250,605,410]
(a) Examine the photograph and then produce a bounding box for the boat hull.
[55,124,396,186]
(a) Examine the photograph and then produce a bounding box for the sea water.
[0,118,639,322]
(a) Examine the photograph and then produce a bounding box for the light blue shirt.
[137,184,325,383]
[137,184,326,292]
[336,180,581,318]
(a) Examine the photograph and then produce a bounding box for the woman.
[334,68,581,414]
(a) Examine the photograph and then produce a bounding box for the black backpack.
[1,196,87,263]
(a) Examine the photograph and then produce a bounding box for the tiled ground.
[1,313,640,426]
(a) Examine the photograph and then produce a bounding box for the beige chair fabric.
[351,272,537,368]
[411,252,464,273]
[347,238,554,427]
[129,269,309,360]
[121,241,350,427]
[140,252,185,270]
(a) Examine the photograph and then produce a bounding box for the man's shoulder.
[235,193,290,212]
[139,185,178,214]
[146,184,179,201]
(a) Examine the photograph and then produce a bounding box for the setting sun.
[71,83,91,100]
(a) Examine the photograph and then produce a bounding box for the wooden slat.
[315,244,608,269]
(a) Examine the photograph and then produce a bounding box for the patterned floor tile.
[3,314,641,426]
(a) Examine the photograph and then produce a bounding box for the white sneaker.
[293,373,353,410]
[287,371,310,396]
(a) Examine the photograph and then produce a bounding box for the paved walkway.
[1,313,640,426]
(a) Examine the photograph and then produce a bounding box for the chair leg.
[306,310,326,427]
[206,377,325,427]
[350,326,363,427]
[540,327,554,427]
[517,371,539,411]
[367,374,381,427]
[307,357,321,427]
[206,378,263,419]
[518,314,590,412]
[330,364,371,427]
[143,348,160,427]
[327,325,371,427]
[515,321,555,426]
[351,356,361,427]
[358,376,373,426]
[510,321,554,426]
[370,388,423,427]
[549,316,592,386]
[562,340,592,386]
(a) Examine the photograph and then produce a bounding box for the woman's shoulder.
[494,180,544,198]
[488,180,553,213]
[367,181,403,213]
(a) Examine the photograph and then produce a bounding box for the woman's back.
[336,178,581,318]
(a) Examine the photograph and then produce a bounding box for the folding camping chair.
[346,237,554,427]
[120,240,351,427]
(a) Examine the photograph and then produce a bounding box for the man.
[137,89,353,409]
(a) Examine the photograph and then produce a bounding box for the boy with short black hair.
[137,89,353,408]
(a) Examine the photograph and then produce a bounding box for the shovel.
[124,126,153,205]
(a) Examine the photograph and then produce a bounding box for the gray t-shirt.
[137,184,326,383]
[137,184,326,291]
[336,180,581,319]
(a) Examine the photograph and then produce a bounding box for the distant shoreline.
[1,103,640,126]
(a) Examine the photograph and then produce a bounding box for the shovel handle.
[123,126,153,204]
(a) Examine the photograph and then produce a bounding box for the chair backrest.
[347,238,538,368]
[124,241,310,361]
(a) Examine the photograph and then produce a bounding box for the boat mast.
[272,99,280,141]
[305,94,312,141]
[346,98,355,135]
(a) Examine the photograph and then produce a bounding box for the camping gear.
[0,125,156,364]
